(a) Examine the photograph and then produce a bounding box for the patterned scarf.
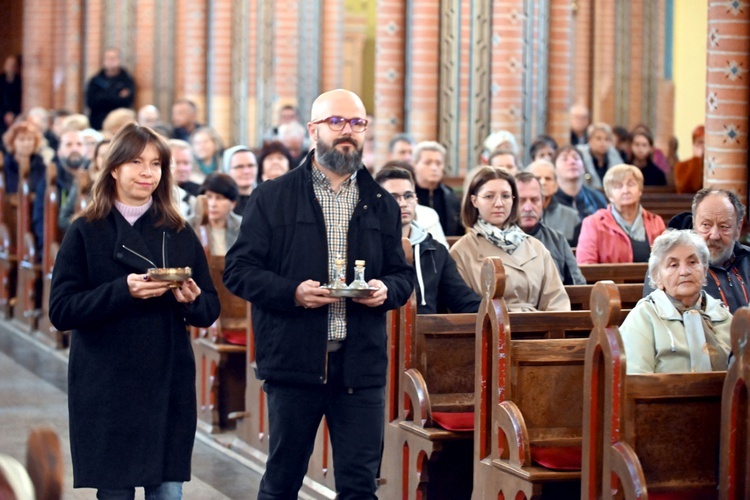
[667,292,729,372]
[475,218,527,254]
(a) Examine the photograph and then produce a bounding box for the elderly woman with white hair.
[620,229,732,374]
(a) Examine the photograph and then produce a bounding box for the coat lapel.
[111,210,160,272]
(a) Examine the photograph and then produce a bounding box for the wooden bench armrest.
[496,400,531,467]
[403,368,432,428]
[610,441,647,499]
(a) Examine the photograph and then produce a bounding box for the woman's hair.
[461,166,519,228]
[199,173,239,202]
[587,122,614,140]
[257,140,294,182]
[101,108,137,137]
[61,113,91,132]
[81,139,112,195]
[602,164,644,199]
[83,123,184,230]
[2,121,42,155]
[190,126,224,158]
[647,229,709,289]
[529,135,558,160]
[630,130,654,160]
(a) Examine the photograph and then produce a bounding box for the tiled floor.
[0,322,262,499]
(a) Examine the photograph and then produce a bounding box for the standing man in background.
[84,48,135,130]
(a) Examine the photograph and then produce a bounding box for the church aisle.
[0,323,261,499]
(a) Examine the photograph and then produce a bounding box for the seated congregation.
[1,94,746,499]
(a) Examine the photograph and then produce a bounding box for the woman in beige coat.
[449,166,570,312]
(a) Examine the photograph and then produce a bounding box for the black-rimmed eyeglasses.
[311,116,368,133]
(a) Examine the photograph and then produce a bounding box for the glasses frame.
[310,116,369,133]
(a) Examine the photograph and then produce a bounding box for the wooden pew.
[566,283,643,311]
[380,257,633,498]
[25,427,63,500]
[37,178,66,348]
[640,190,693,224]
[0,171,18,319]
[472,257,589,499]
[581,281,725,499]
[719,306,750,499]
[13,177,42,334]
[578,262,649,284]
[191,198,247,433]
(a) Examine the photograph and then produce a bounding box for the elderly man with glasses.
[224,89,414,500]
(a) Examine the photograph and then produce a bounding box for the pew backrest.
[582,280,725,499]
[578,263,649,284]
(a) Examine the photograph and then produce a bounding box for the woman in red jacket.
[576,164,665,264]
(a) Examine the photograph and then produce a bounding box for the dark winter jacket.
[2,153,46,194]
[409,222,480,314]
[526,222,586,285]
[223,151,414,388]
[49,208,220,488]
[84,67,136,130]
[415,182,463,236]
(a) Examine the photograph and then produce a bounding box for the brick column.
[51,0,68,109]
[245,0,260,146]
[704,1,750,197]
[489,0,524,141]
[409,0,440,142]
[591,0,616,125]
[274,1,299,105]
[22,0,55,110]
[320,0,343,91]
[374,0,406,168]
[175,0,207,124]
[547,0,574,147]
[62,0,84,113]
[207,0,232,145]
[83,0,103,90]
[572,0,592,108]
[134,0,156,108]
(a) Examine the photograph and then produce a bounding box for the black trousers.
[257,349,385,500]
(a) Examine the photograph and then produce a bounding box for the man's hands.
[352,279,388,307]
[295,280,340,309]
[295,279,389,308]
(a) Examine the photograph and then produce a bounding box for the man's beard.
[63,153,85,171]
[316,137,362,175]
[708,240,734,266]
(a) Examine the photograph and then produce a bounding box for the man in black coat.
[84,48,135,130]
[376,165,481,313]
[224,89,414,499]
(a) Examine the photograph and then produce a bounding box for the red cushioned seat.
[529,444,582,471]
[431,412,474,431]
[648,487,718,500]
[223,329,246,346]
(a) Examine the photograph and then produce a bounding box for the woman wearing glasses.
[449,166,570,311]
[49,123,220,498]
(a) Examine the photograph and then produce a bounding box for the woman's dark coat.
[49,208,220,489]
